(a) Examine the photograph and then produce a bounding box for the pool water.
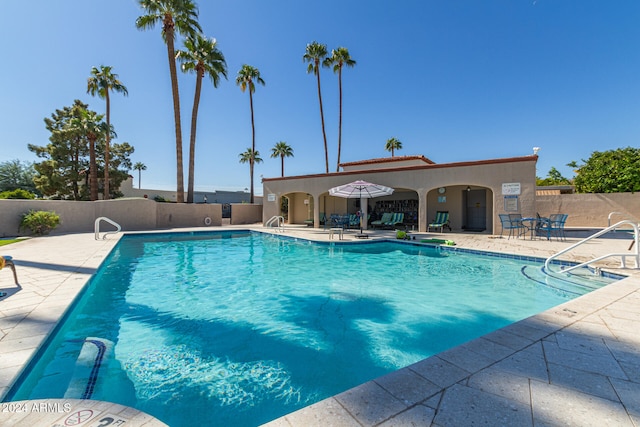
[7,231,616,426]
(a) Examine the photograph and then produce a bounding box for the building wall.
[262,156,538,233]
[120,177,259,205]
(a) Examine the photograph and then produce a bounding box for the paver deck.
[1,226,638,426]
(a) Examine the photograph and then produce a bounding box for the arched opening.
[368,187,419,230]
[425,185,493,233]
[281,192,314,225]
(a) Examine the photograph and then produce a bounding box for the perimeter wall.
[0,198,230,237]
[536,192,640,227]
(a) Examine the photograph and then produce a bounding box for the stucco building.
[262,154,539,234]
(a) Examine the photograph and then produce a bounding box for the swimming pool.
[6,231,617,426]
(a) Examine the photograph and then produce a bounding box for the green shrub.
[0,189,36,199]
[20,210,61,235]
[396,230,407,239]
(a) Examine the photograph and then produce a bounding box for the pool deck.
[1,225,639,426]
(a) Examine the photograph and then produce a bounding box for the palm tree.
[238,148,263,202]
[136,0,202,203]
[323,47,356,172]
[236,65,265,204]
[303,41,329,173]
[70,109,107,201]
[87,65,128,200]
[270,141,294,177]
[133,162,147,189]
[177,34,227,203]
[385,137,403,157]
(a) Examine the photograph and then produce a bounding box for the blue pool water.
[7,231,616,426]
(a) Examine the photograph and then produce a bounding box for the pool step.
[64,338,113,399]
[521,265,610,297]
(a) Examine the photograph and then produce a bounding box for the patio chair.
[499,214,525,239]
[1,255,18,285]
[371,212,392,229]
[508,214,527,238]
[428,211,450,233]
[331,214,350,229]
[538,214,567,241]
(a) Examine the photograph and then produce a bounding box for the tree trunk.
[187,69,203,204]
[89,136,99,201]
[249,89,256,204]
[336,67,343,172]
[316,61,329,174]
[249,158,255,205]
[166,27,185,203]
[104,91,111,200]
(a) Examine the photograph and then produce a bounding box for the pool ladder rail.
[265,215,285,232]
[94,216,122,240]
[545,219,639,274]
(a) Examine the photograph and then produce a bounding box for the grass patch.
[0,239,23,247]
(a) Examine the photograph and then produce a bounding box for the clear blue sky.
[2,1,639,195]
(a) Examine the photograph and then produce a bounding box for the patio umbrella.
[328,180,394,231]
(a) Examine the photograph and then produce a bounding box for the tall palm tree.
[270,141,294,177]
[323,47,356,172]
[177,34,227,203]
[236,65,265,204]
[133,162,147,189]
[87,65,128,200]
[136,0,202,203]
[385,137,403,157]
[238,148,263,202]
[303,41,329,173]
[70,109,106,201]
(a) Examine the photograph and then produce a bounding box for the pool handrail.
[94,216,122,240]
[545,219,639,274]
[264,215,285,232]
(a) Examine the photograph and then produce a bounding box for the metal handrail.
[265,215,285,232]
[545,220,639,274]
[94,217,121,240]
[608,211,627,228]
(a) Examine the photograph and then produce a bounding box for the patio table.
[521,217,549,240]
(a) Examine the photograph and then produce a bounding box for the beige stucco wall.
[536,193,640,227]
[262,156,538,233]
[230,204,262,225]
[0,199,223,237]
[156,202,222,228]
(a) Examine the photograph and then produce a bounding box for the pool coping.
[1,227,639,426]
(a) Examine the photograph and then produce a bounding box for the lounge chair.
[1,255,18,285]
[428,211,451,233]
[306,212,327,227]
[385,212,405,228]
[371,212,393,229]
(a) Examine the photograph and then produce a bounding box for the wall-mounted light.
[533,147,540,155]
[466,186,471,192]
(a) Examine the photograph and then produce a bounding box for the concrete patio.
[0,225,638,426]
